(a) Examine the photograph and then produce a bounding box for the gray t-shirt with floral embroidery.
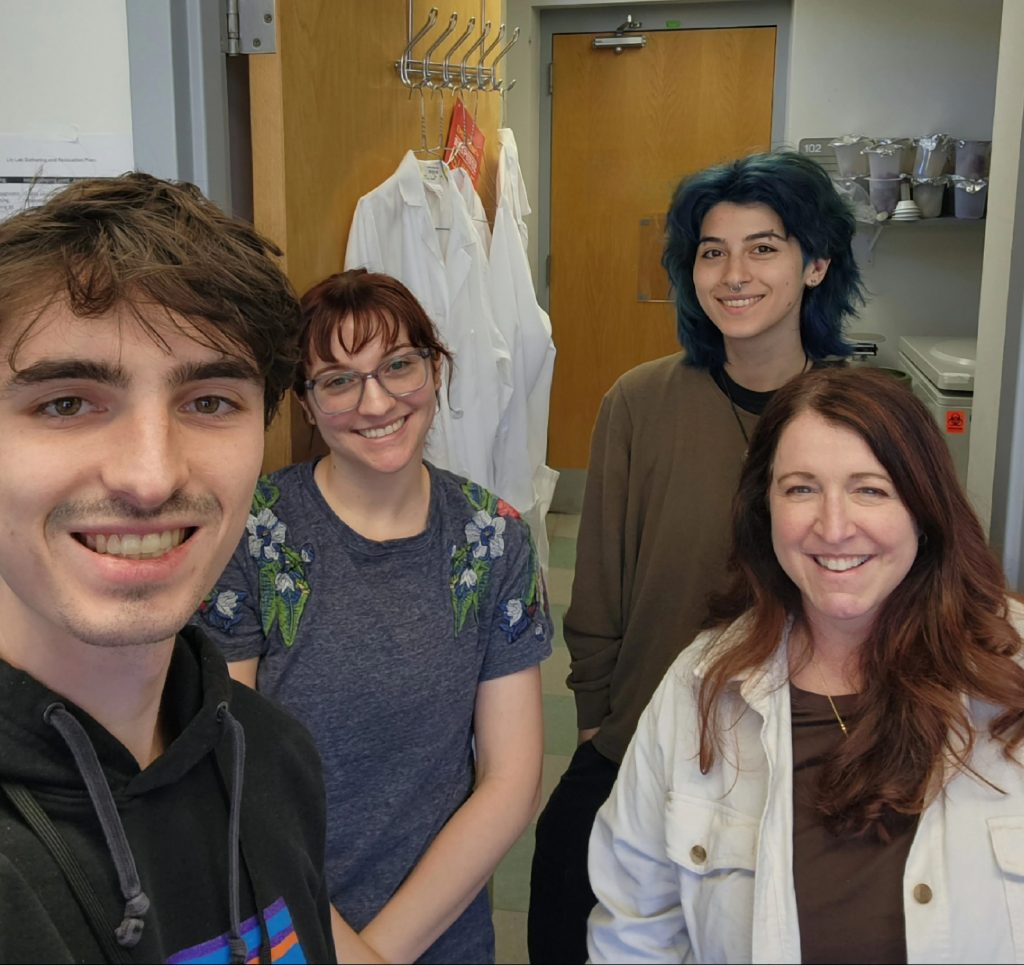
[193,460,551,965]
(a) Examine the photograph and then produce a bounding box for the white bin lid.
[897,335,976,391]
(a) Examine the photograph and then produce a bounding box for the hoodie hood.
[0,627,253,961]
[0,626,232,793]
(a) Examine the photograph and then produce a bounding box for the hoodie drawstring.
[44,703,151,948]
[38,700,250,961]
[217,700,249,965]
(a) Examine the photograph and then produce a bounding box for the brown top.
[563,357,759,762]
[791,683,916,964]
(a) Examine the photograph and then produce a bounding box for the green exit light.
[666,19,681,28]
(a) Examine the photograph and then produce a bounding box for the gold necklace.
[811,654,849,738]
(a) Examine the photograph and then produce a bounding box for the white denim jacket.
[587,604,1024,964]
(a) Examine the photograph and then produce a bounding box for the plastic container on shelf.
[954,139,992,179]
[831,176,875,224]
[865,143,905,179]
[901,140,917,175]
[911,176,947,218]
[882,138,916,175]
[830,135,872,177]
[951,176,988,219]
[913,133,953,178]
[868,177,902,216]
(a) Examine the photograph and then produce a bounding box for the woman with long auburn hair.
[587,367,1024,964]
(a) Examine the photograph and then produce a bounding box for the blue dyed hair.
[662,151,865,369]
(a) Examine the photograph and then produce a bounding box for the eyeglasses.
[304,348,433,415]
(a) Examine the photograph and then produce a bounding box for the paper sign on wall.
[0,133,133,221]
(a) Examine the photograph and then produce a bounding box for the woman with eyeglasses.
[196,268,551,965]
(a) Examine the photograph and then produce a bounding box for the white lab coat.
[344,151,512,489]
[488,129,558,564]
[451,165,491,255]
[588,604,1024,964]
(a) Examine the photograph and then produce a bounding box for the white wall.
[0,0,133,143]
[784,0,1000,141]
[783,0,1002,366]
[971,0,1024,555]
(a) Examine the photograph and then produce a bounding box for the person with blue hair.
[528,150,866,964]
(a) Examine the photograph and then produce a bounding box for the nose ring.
[728,282,744,293]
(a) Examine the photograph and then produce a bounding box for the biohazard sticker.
[946,410,967,434]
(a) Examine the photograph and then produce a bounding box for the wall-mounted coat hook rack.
[396,1,517,93]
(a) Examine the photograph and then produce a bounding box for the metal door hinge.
[545,254,552,287]
[548,62,553,95]
[222,0,276,56]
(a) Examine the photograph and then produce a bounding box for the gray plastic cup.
[955,140,992,179]
[868,178,902,216]
[830,136,872,177]
[911,177,946,218]
[952,177,988,219]
[913,134,953,178]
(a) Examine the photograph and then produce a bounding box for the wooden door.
[548,27,775,468]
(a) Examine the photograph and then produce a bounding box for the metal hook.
[417,87,430,152]
[415,12,457,88]
[400,7,438,87]
[489,26,520,92]
[477,23,505,90]
[459,21,491,91]
[441,17,476,89]
[437,86,447,154]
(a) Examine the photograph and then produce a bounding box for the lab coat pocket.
[988,815,1024,963]
[664,792,759,958]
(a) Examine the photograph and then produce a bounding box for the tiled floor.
[492,511,580,964]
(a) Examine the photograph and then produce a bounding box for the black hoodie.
[0,626,335,964]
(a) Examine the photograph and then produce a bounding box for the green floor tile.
[543,693,577,756]
[548,603,567,649]
[492,826,536,912]
[548,535,577,570]
[540,645,570,696]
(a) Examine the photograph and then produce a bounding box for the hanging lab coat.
[344,151,512,489]
[451,166,491,255]
[488,129,558,565]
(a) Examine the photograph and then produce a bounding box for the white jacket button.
[913,883,933,904]
[690,845,707,864]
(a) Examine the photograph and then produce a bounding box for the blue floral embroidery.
[499,598,529,642]
[199,588,247,632]
[247,507,286,562]
[449,481,542,639]
[454,565,478,600]
[465,510,506,560]
[249,477,312,648]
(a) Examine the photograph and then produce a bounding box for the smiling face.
[769,410,920,644]
[693,202,829,358]
[0,301,265,663]
[302,316,440,482]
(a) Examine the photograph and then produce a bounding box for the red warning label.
[946,410,967,434]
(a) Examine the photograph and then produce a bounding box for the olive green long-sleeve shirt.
[564,354,756,763]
